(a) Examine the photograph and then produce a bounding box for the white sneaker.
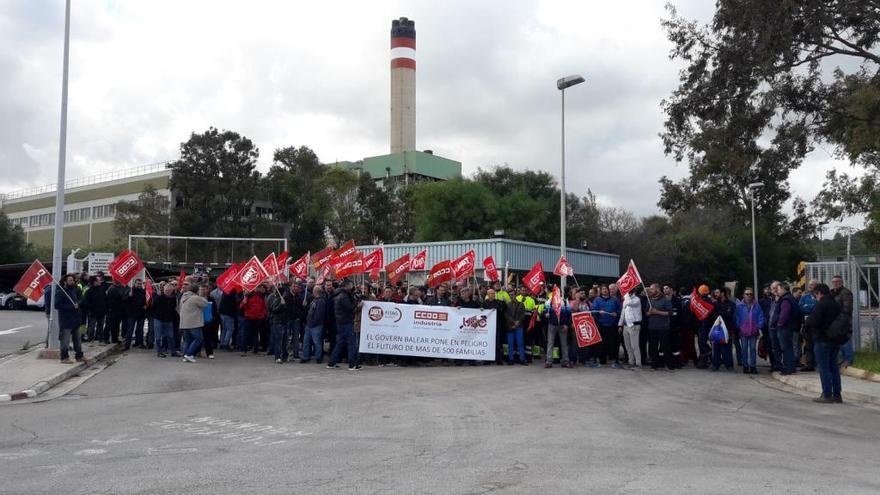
[183,355,196,363]
[208,355,215,359]
[275,358,283,364]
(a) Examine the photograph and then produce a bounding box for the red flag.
[482,256,500,282]
[145,279,154,304]
[276,251,289,272]
[616,259,643,296]
[262,253,279,279]
[690,289,714,321]
[234,256,269,292]
[524,261,545,295]
[451,250,475,280]
[316,265,331,285]
[290,252,310,280]
[427,260,453,288]
[553,256,574,277]
[178,270,186,288]
[385,254,411,285]
[14,260,53,302]
[216,263,240,294]
[551,286,563,321]
[312,246,334,271]
[526,310,539,333]
[363,249,384,280]
[411,250,428,271]
[572,311,602,347]
[331,240,356,264]
[334,251,364,279]
[108,249,145,285]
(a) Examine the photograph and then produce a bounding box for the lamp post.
[748,182,763,295]
[557,74,585,290]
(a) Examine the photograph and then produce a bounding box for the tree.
[0,211,35,264]
[113,185,171,259]
[267,146,329,252]
[661,1,879,232]
[169,128,265,238]
[411,179,497,241]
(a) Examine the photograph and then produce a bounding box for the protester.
[327,279,362,371]
[830,275,855,368]
[664,285,683,368]
[267,282,289,364]
[302,286,326,364]
[735,287,764,374]
[759,284,777,370]
[83,275,107,344]
[482,288,506,365]
[798,279,819,371]
[287,283,306,360]
[200,284,218,359]
[456,287,481,366]
[178,280,210,363]
[544,286,572,369]
[219,288,240,351]
[645,284,675,371]
[504,291,527,365]
[807,284,843,403]
[55,274,84,364]
[239,284,267,356]
[151,282,180,358]
[592,285,622,368]
[771,281,801,375]
[105,279,129,344]
[696,285,713,369]
[619,288,643,369]
[123,278,147,351]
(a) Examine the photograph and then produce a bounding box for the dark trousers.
[598,325,619,364]
[669,326,682,366]
[802,329,815,368]
[814,340,841,398]
[711,342,734,369]
[762,327,777,368]
[59,325,83,360]
[771,327,796,373]
[329,323,358,367]
[649,328,675,369]
[238,318,259,353]
[87,314,105,342]
[106,312,124,343]
[680,328,697,364]
[259,319,270,352]
[639,324,649,364]
[730,327,743,366]
[124,317,145,348]
[697,326,711,368]
[202,321,217,356]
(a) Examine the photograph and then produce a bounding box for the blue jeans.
[711,342,733,369]
[771,327,796,373]
[183,328,203,357]
[841,339,855,365]
[270,322,289,360]
[740,335,758,368]
[238,319,259,353]
[154,319,177,355]
[814,340,842,398]
[302,325,323,362]
[792,331,802,363]
[288,319,302,358]
[329,323,358,367]
[506,327,525,363]
[125,317,145,347]
[220,315,236,347]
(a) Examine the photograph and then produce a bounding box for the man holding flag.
[55,273,84,364]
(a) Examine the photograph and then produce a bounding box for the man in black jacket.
[327,279,361,371]
[83,276,107,343]
[808,284,843,403]
[123,279,147,350]
[56,274,84,363]
[105,279,129,344]
[302,286,326,363]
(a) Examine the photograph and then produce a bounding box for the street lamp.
[748,182,763,296]
[557,74,585,289]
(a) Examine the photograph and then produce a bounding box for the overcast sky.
[0,0,863,227]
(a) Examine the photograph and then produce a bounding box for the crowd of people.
[50,269,855,403]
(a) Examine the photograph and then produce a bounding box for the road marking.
[147,447,198,455]
[74,449,107,456]
[91,436,139,445]
[0,325,32,336]
[0,449,45,460]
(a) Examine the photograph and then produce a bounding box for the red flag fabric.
[14,260,53,303]
[363,249,384,280]
[411,250,428,271]
[451,250,475,280]
[234,256,269,292]
[316,265,331,285]
[616,259,643,296]
[276,251,289,272]
[216,263,240,294]
[572,311,603,348]
[290,252,310,280]
[385,254,411,285]
[262,252,279,280]
[312,246,334,271]
[551,286,563,321]
[427,260,453,288]
[690,289,714,321]
[331,240,356,264]
[108,249,145,285]
[524,261,545,295]
[145,279,154,305]
[526,310,539,333]
[334,251,364,279]
[553,256,574,277]
[178,270,186,288]
[482,256,500,282]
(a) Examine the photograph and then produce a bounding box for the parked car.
[26,294,46,311]
[0,291,26,310]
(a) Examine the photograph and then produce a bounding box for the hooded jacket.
[178,291,209,330]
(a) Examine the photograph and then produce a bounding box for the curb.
[842,366,880,384]
[2,344,119,403]
[771,371,880,406]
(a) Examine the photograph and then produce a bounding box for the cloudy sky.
[0,0,862,225]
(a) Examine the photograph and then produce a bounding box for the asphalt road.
[0,310,48,357]
[1,349,878,494]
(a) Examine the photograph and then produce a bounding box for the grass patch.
[854,352,880,373]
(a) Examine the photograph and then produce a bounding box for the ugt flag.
[451,250,475,280]
[572,311,602,348]
[427,260,453,288]
[690,288,714,321]
[524,261,545,295]
[363,249,384,280]
[482,256,500,282]
[108,249,145,285]
[290,252,310,280]
[216,263,240,294]
[262,253,279,280]
[553,256,574,277]
[235,256,269,292]
[14,260,53,302]
[385,254,411,285]
[616,259,643,296]
[411,250,428,271]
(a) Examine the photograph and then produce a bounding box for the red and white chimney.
[390,17,416,154]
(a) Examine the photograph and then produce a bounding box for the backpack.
[826,311,852,345]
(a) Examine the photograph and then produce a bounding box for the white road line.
[0,325,33,335]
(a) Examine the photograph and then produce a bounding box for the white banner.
[359,301,496,361]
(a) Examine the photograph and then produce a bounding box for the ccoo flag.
[14,260,53,302]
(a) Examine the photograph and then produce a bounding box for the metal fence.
[805,261,880,351]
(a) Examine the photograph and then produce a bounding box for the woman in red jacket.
[238,284,267,356]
